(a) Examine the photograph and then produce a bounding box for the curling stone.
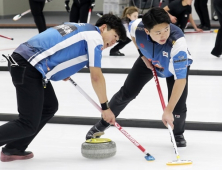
[81,132,116,159]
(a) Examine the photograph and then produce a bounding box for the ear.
[127,14,130,19]
[100,24,107,33]
[144,28,150,35]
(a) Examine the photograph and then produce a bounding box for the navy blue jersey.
[14,22,103,81]
[129,19,192,79]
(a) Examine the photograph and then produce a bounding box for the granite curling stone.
[81,132,116,159]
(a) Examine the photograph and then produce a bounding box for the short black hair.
[142,7,171,31]
[95,14,127,41]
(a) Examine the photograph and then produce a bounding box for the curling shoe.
[174,134,187,147]
[1,147,34,162]
[110,50,125,56]
[86,121,108,140]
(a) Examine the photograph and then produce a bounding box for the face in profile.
[127,11,139,21]
[100,24,119,49]
[144,23,170,45]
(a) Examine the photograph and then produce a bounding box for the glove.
[65,0,70,13]
[45,0,52,3]
[90,0,95,9]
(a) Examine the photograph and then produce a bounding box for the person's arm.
[188,14,203,32]
[163,6,177,23]
[64,0,70,12]
[162,78,186,129]
[131,36,154,70]
[162,36,190,128]
[89,66,115,125]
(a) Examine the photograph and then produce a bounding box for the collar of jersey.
[147,35,161,45]
[95,26,100,34]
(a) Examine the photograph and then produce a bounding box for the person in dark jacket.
[211,0,222,57]
[194,0,211,30]
[163,0,202,33]
[64,0,95,23]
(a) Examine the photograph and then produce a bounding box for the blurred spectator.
[65,0,95,23]
[194,0,211,30]
[110,6,139,56]
[29,0,47,33]
[163,0,202,33]
[211,0,222,57]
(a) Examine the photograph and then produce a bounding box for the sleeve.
[169,37,191,80]
[168,0,177,11]
[129,18,142,38]
[85,31,103,68]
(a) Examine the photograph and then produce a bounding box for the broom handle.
[152,69,180,160]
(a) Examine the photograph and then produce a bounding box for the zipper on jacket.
[46,59,50,71]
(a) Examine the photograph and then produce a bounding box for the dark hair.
[95,14,127,41]
[142,7,171,31]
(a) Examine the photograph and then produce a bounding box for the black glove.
[45,0,52,3]
[65,0,70,13]
[90,0,95,9]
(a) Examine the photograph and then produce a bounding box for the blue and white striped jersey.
[129,19,193,79]
[14,22,103,81]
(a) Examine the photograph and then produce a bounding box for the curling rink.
[0,28,222,169]
[0,122,220,170]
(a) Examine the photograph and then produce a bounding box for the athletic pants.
[175,11,190,32]
[29,0,46,33]
[100,56,190,136]
[0,53,58,151]
[194,0,211,28]
[70,0,91,23]
[211,0,222,56]
[110,37,132,53]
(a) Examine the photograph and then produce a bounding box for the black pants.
[194,0,211,28]
[211,0,222,56]
[0,53,58,151]
[110,37,132,52]
[70,0,91,23]
[101,57,189,135]
[175,11,190,32]
[29,0,46,33]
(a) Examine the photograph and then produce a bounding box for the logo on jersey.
[172,40,175,45]
[162,51,168,58]
[136,26,144,31]
[175,115,180,118]
[54,23,77,36]
[174,56,186,63]
[153,61,164,72]
[140,43,144,48]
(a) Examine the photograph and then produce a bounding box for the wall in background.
[0,0,103,16]
[0,0,213,20]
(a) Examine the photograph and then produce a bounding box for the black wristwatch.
[101,101,109,110]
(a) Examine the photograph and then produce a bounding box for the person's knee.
[45,102,59,117]
[173,112,186,135]
[117,87,138,102]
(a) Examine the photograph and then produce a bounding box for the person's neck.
[182,0,188,6]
